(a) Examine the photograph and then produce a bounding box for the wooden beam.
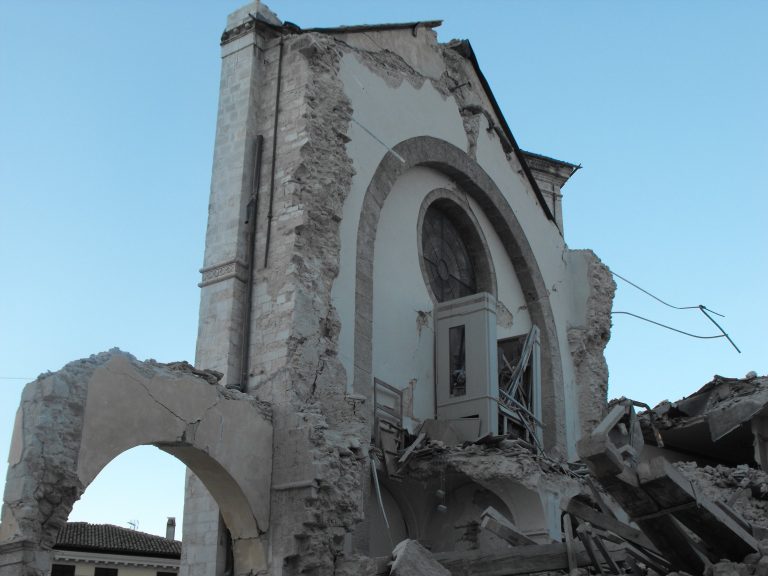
[433,541,623,576]
[579,435,707,573]
[576,523,605,574]
[592,532,622,574]
[564,498,656,551]
[562,513,578,575]
[637,457,759,561]
[480,507,537,546]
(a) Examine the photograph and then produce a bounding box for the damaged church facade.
[8,3,765,576]
[182,2,615,573]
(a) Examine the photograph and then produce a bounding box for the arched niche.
[354,136,564,451]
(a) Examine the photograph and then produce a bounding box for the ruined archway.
[0,350,272,576]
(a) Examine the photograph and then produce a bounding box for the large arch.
[354,136,565,451]
[0,350,272,576]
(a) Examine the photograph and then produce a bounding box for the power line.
[612,311,725,340]
[611,270,723,316]
[611,271,740,353]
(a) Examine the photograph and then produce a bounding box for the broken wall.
[0,351,272,576]
[566,249,616,440]
[188,1,616,572]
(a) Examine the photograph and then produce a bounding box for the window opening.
[497,325,542,449]
[449,325,467,397]
[422,205,477,302]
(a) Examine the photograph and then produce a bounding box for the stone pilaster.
[184,3,277,575]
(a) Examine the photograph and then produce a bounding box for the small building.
[51,522,180,576]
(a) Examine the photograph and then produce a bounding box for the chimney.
[166,517,176,541]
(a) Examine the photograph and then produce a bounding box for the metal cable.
[611,271,724,317]
[612,311,724,339]
[611,271,740,352]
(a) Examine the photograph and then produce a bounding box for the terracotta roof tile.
[54,523,181,558]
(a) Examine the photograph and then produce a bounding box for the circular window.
[422,205,478,302]
[418,188,497,304]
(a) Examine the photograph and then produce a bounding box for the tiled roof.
[54,523,181,559]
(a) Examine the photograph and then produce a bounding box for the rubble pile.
[405,437,585,492]
[677,462,768,530]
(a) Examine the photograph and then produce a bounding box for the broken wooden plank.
[714,500,752,535]
[479,506,537,546]
[637,456,759,561]
[592,531,622,575]
[562,513,578,576]
[433,541,623,576]
[564,498,656,552]
[579,433,708,573]
[397,432,425,466]
[586,476,617,518]
[620,543,673,576]
[576,523,605,575]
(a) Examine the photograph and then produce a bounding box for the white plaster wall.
[370,167,440,424]
[333,52,468,390]
[333,48,580,453]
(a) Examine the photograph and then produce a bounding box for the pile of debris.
[373,373,768,576]
[676,463,768,534]
[639,374,768,470]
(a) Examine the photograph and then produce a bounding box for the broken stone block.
[707,560,751,576]
[390,539,450,576]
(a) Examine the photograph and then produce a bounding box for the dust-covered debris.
[676,462,768,530]
[390,539,450,576]
[404,437,586,495]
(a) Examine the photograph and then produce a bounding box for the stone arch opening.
[65,444,185,535]
[354,136,565,451]
[0,351,272,576]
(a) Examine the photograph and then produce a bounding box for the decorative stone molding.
[198,259,248,288]
[221,20,257,46]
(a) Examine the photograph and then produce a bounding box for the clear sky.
[1,1,765,539]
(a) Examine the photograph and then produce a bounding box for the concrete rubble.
[390,539,451,576]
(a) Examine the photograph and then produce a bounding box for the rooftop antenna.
[127,519,138,531]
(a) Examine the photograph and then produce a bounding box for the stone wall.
[0,351,272,576]
[566,249,616,440]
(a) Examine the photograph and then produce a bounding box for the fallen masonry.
[1,351,767,575]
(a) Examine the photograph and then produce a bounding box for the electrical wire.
[611,271,723,317]
[610,271,740,353]
[612,311,725,339]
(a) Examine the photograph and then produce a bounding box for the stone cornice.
[221,19,258,46]
[199,259,248,287]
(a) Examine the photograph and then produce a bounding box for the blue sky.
[1,1,765,538]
